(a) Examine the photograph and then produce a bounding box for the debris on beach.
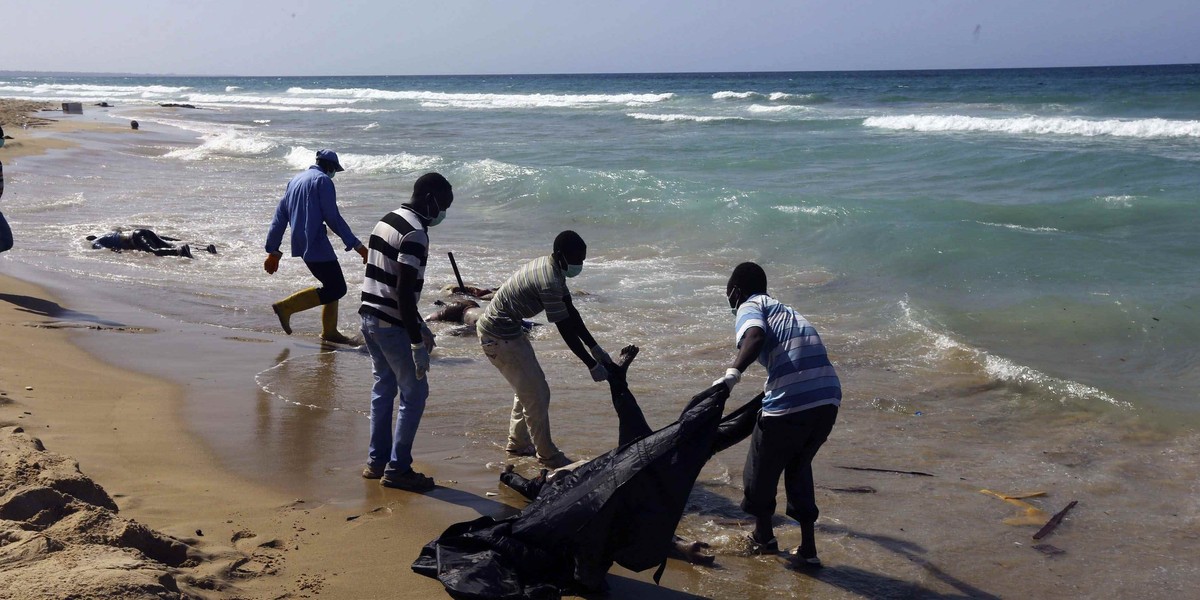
[1033,500,1079,540]
[836,465,935,477]
[980,489,1050,526]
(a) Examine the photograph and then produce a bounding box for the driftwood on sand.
[1032,500,1078,540]
[836,465,935,477]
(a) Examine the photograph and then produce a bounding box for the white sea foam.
[899,300,1127,407]
[712,91,764,100]
[164,129,278,160]
[773,205,843,216]
[183,93,354,106]
[253,119,271,124]
[362,122,380,130]
[283,145,440,174]
[0,83,190,96]
[1097,195,1138,208]
[461,158,540,184]
[627,113,745,123]
[747,104,809,114]
[285,86,674,109]
[975,221,1061,233]
[225,86,241,92]
[326,107,390,114]
[863,114,1200,138]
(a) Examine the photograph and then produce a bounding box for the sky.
[2,0,1198,76]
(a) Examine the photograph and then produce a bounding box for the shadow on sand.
[0,292,126,327]
[790,524,1001,600]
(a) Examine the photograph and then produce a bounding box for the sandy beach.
[0,101,706,599]
[4,94,1200,599]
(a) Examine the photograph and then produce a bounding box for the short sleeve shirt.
[477,256,570,339]
[735,294,841,416]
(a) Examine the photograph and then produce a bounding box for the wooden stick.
[836,465,935,477]
[1033,500,1078,540]
[447,252,467,293]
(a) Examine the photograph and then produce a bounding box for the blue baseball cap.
[315,148,345,172]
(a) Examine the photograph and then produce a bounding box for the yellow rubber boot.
[320,300,356,345]
[271,288,321,335]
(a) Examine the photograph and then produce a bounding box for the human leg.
[271,288,322,334]
[740,416,792,551]
[0,210,12,253]
[305,260,351,342]
[781,404,838,560]
[480,333,567,467]
[362,315,398,475]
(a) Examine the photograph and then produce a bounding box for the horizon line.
[1,62,1197,79]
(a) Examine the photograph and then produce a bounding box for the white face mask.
[429,210,447,227]
[565,264,583,278]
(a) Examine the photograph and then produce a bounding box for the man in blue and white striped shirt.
[358,172,453,492]
[712,261,840,565]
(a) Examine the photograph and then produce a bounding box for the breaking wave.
[627,113,746,123]
[286,87,674,109]
[164,129,278,160]
[283,146,441,174]
[863,114,1200,138]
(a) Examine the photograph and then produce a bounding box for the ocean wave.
[183,93,354,106]
[326,107,390,114]
[772,205,843,216]
[712,91,765,100]
[285,86,674,109]
[899,300,1127,407]
[975,221,1061,233]
[0,83,191,97]
[362,122,380,130]
[253,119,271,124]
[747,104,810,114]
[1096,195,1138,208]
[863,114,1200,138]
[627,113,746,123]
[460,158,540,185]
[284,145,441,174]
[712,91,826,104]
[164,129,278,160]
[225,86,241,92]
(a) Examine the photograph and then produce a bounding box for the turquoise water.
[4,65,1198,420]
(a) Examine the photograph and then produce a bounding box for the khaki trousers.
[479,331,566,464]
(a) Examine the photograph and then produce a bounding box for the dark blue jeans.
[361,314,429,476]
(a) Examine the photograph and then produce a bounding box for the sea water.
[2,65,1199,597]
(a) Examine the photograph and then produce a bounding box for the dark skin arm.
[556,298,599,368]
[731,326,766,374]
[397,264,423,342]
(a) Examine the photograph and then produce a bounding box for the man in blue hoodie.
[264,149,367,344]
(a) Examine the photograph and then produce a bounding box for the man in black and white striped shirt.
[358,172,453,492]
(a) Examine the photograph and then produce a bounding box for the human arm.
[316,177,362,252]
[264,197,288,274]
[714,300,767,389]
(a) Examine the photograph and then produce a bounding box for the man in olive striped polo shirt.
[477,230,613,469]
[358,173,453,492]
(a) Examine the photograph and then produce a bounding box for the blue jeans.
[361,314,429,475]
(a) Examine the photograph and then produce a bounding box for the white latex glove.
[712,368,741,390]
[411,343,430,380]
[590,344,611,366]
[589,362,609,382]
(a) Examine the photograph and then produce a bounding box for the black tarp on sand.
[412,384,732,599]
